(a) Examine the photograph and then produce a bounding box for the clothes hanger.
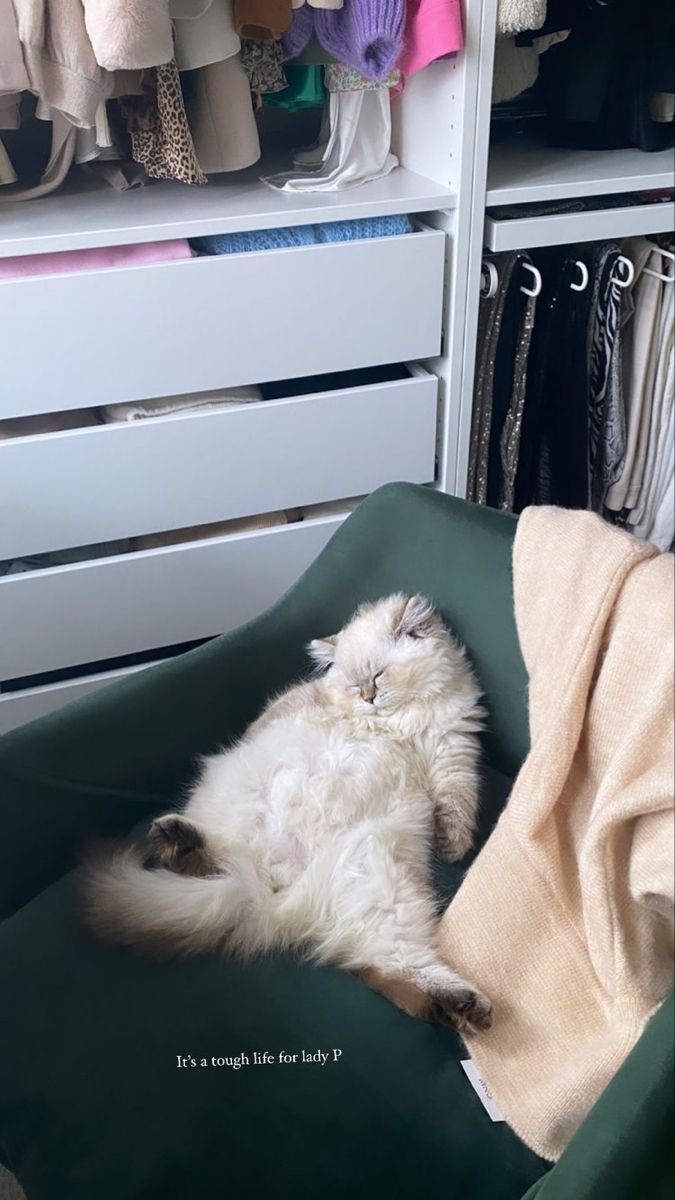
[613,255,635,289]
[644,246,675,283]
[520,262,542,298]
[480,260,499,299]
[570,261,589,292]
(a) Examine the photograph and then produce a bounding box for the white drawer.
[0,660,161,736]
[0,228,445,419]
[0,367,437,559]
[0,512,344,681]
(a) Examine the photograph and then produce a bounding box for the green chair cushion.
[0,768,547,1200]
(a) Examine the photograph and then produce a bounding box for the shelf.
[486,139,675,207]
[0,165,455,258]
[484,201,675,251]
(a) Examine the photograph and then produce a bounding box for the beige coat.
[0,0,28,93]
[439,507,674,1161]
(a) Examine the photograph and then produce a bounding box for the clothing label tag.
[460,1059,505,1122]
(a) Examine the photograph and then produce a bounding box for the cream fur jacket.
[439,507,674,1161]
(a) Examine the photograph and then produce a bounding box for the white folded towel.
[100,387,262,423]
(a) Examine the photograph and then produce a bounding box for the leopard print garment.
[123,61,207,185]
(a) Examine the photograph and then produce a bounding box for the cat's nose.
[360,684,377,703]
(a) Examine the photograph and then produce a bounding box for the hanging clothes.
[234,0,292,40]
[587,244,626,510]
[398,0,463,77]
[240,38,287,93]
[605,239,665,514]
[82,0,174,71]
[512,246,565,513]
[283,0,405,82]
[262,85,397,191]
[262,64,326,109]
[533,253,593,509]
[122,63,207,184]
[468,253,525,505]
[183,56,261,172]
[173,0,241,70]
[626,254,674,549]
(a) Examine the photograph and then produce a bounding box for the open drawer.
[0,510,345,682]
[0,366,437,560]
[0,225,445,419]
[0,660,164,736]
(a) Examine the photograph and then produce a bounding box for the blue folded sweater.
[192,215,413,256]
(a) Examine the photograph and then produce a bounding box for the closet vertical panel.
[0,231,445,418]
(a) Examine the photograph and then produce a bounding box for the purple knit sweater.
[282,0,404,81]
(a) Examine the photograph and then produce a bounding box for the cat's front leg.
[428,734,481,862]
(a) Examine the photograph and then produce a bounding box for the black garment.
[485,255,533,508]
[532,254,593,509]
[513,248,566,513]
[539,0,674,153]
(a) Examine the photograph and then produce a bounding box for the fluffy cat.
[82,594,491,1032]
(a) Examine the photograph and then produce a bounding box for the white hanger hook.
[644,246,675,283]
[480,260,499,299]
[614,256,634,289]
[570,260,589,292]
[520,262,542,298]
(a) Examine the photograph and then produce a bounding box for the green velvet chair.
[0,484,671,1200]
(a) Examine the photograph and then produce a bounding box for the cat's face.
[308,594,463,716]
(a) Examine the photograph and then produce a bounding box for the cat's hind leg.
[327,841,491,1033]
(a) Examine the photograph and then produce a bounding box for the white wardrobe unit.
[2,1,673,735]
[454,0,675,495]
[0,39,485,734]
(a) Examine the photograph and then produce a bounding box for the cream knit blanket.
[439,507,674,1161]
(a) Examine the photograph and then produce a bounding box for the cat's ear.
[394,594,440,640]
[307,635,337,670]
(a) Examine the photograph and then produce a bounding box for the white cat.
[83,594,491,1032]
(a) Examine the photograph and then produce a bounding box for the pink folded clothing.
[0,240,194,280]
[399,0,463,77]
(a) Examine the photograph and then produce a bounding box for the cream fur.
[83,595,489,1025]
[82,0,174,71]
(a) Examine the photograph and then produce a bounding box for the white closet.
[1,0,673,735]
[0,30,486,733]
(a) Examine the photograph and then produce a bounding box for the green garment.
[0,484,671,1200]
[264,64,326,110]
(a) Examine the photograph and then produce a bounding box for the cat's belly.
[243,726,428,890]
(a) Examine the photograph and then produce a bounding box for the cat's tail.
[78,842,260,958]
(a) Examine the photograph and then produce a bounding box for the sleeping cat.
[82,593,491,1032]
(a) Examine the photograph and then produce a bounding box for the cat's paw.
[143,815,216,878]
[428,987,492,1034]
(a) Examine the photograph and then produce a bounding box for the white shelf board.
[487,140,675,207]
[0,165,455,258]
[485,202,675,251]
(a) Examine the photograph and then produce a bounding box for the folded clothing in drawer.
[0,511,300,577]
[100,384,262,423]
[193,214,413,256]
[0,239,193,280]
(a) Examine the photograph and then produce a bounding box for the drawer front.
[0,370,437,559]
[484,201,675,252]
[0,661,160,736]
[0,230,445,419]
[0,514,343,681]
